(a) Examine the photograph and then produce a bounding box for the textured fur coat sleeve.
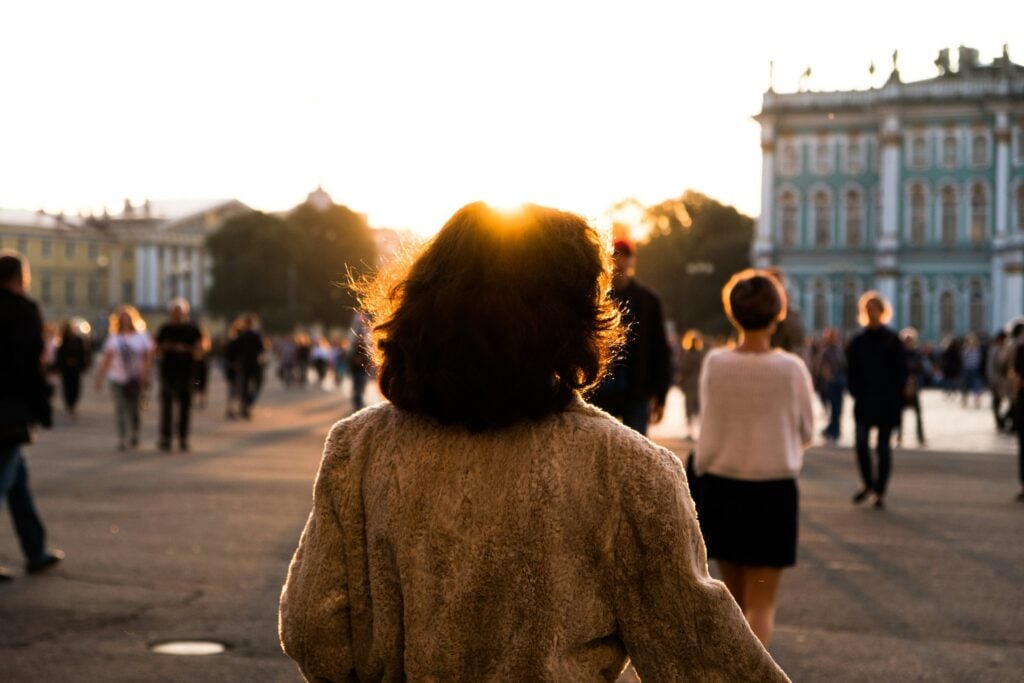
[279,400,789,682]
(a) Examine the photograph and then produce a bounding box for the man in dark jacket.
[590,238,672,436]
[846,292,906,509]
[155,298,202,451]
[0,251,64,580]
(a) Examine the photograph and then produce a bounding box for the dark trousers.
[822,379,844,439]
[160,377,193,445]
[855,420,894,495]
[897,396,925,445]
[0,447,46,562]
[61,370,81,411]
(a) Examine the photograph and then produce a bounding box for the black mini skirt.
[694,473,799,568]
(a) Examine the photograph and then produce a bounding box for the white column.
[108,247,121,306]
[134,245,147,307]
[147,246,160,308]
[190,248,202,309]
[995,111,1011,236]
[1005,261,1024,321]
[879,114,901,247]
[754,121,776,268]
[161,246,173,306]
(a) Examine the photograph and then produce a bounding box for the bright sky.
[0,1,1019,235]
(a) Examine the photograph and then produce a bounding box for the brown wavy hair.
[356,202,624,431]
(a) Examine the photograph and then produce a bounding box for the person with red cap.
[590,237,672,436]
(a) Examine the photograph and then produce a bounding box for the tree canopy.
[205,200,378,331]
[632,190,754,337]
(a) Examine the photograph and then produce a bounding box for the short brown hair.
[356,202,624,431]
[722,269,787,331]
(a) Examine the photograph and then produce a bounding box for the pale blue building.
[754,46,1024,340]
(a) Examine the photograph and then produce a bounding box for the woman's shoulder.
[571,399,684,473]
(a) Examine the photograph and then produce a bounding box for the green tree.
[205,198,379,332]
[634,190,754,337]
[206,211,307,331]
[286,201,378,328]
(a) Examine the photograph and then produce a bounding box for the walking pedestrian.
[589,237,672,436]
[1013,325,1024,501]
[896,327,927,447]
[226,313,267,420]
[0,250,64,579]
[55,320,90,418]
[155,298,201,452]
[348,322,372,413]
[986,330,1012,431]
[676,329,706,441]
[94,306,154,451]
[693,270,814,645]
[846,292,906,509]
[960,333,984,408]
[815,327,846,445]
[279,202,788,681]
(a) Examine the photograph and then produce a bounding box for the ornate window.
[41,239,52,258]
[64,277,76,306]
[814,138,831,174]
[41,275,52,304]
[779,141,799,175]
[813,190,832,246]
[939,291,956,335]
[845,189,863,246]
[940,186,958,245]
[969,280,985,332]
[813,281,828,330]
[909,184,927,245]
[846,135,864,174]
[65,241,76,259]
[971,131,988,166]
[910,135,928,168]
[970,184,988,244]
[908,280,924,331]
[779,190,798,246]
[941,132,958,167]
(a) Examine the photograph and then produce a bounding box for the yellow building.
[0,199,250,326]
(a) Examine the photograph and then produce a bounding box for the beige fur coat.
[279,396,789,682]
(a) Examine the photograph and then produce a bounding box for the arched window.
[941,186,958,245]
[779,191,798,246]
[842,280,858,333]
[939,291,956,335]
[909,280,924,331]
[1017,185,1024,231]
[971,132,988,166]
[847,135,863,174]
[813,281,827,330]
[969,280,985,332]
[942,133,957,167]
[910,135,927,168]
[845,190,863,247]
[813,190,832,246]
[815,138,830,174]
[909,184,927,245]
[779,141,799,175]
[970,184,988,244]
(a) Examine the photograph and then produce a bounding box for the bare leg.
[742,567,784,646]
[717,560,747,611]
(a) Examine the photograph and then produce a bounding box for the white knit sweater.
[695,348,815,481]
[279,396,789,682]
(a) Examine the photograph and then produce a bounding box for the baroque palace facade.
[0,199,249,325]
[754,46,1024,340]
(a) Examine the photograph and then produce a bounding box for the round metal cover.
[150,640,227,656]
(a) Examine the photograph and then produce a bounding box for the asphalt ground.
[1,375,1022,682]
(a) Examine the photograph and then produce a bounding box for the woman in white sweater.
[279,204,789,682]
[695,269,815,646]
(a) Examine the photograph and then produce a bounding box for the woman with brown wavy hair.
[279,203,787,682]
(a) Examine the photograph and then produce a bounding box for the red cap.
[612,238,635,256]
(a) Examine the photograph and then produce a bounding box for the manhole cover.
[150,640,227,656]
